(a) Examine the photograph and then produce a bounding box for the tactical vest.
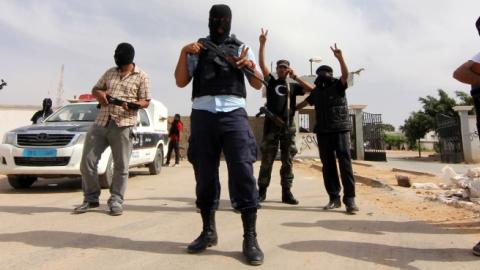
[192,36,246,98]
[314,81,351,133]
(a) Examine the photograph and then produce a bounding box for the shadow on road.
[282,219,480,235]
[0,177,82,194]
[280,240,476,270]
[0,230,247,263]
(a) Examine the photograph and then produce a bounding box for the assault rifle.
[255,106,285,128]
[97,95,140,110]
[198,38,268,87]
[0,79,7,90]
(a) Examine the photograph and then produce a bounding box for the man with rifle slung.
[175,4,265,265]
[74,42,150,216]
[257,28,314,205]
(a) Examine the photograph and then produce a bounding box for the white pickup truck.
[0,98,169,189]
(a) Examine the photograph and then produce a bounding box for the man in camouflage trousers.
[257,28,314,204]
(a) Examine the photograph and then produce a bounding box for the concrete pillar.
[453,106,474,163]
[350,105,367,160]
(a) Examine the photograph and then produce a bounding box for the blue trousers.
[188,108,259,211]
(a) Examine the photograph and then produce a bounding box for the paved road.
[0,162,478,270]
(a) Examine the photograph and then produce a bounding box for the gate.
[349,114,357,159]
[362,112,387,161]
[436,113,463,163]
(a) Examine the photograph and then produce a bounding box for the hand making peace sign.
[259,28,268,46]
[330,43,343,59]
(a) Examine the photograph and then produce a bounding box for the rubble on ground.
[423,166,480,209]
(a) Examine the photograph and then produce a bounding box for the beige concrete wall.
[167,115,265,161]
[0,105,40,141]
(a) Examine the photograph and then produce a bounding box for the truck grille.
[17,134,75,147]
[14,157,70,167]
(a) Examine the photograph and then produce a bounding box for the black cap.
[276,59,290,68]
[316,65,333,74]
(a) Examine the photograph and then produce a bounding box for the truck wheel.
[8,176,37,189]
[148,146,163,175]
[99,157,113,189]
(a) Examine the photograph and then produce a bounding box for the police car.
[0,95,169,189]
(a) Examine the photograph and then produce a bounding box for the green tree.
[380,123,395,132]
[400,111,431,157]
[455,90,474,107]
[384,133,407,150]
[418,89,457,130]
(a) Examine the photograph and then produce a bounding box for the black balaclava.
[114,43,135,68]
[315,65,335,86]
[209,4,232,43]
[476,16,480,37]
[42,98,52,112]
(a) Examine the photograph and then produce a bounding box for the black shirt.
[265,73,304,120]
[305,80,347,106]
[305,79,350,133]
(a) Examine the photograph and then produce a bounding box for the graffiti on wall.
[297,133,318,157]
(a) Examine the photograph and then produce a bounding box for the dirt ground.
[294,160,480,233]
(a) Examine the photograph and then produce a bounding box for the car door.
[130,109,156,166]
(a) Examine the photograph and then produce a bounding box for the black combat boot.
[281,187,299,205]
[258,186,267,202]
[241,208,264,266]
[187,209,218,253]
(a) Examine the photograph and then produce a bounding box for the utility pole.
[55,65,65,108]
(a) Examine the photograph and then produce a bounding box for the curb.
[310,164,393,190]
[392,168,436,177]
[352,161,373,167]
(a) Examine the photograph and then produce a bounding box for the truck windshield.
[46,103,99,122]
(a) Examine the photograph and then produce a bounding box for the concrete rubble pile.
[423,166,480,212]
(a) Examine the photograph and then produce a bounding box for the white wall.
[0,105,39,141]
[468,116,480,162]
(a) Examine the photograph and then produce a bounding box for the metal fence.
[436,113,463,163]
[362,112,387,161]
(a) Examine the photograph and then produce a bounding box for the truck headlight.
[2,132,16,145]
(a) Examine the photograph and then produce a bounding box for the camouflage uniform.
[258,118,298,189]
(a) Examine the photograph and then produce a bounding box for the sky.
[0,0,479,129]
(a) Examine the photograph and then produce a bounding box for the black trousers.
[188,108,259,211]
[316,132,355,201]
[166,140,180,164]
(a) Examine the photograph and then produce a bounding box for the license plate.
[23,149,57,157]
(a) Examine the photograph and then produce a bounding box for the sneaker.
[473,242,480,256]
[73,201,99,214]
[109,205,123,216]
